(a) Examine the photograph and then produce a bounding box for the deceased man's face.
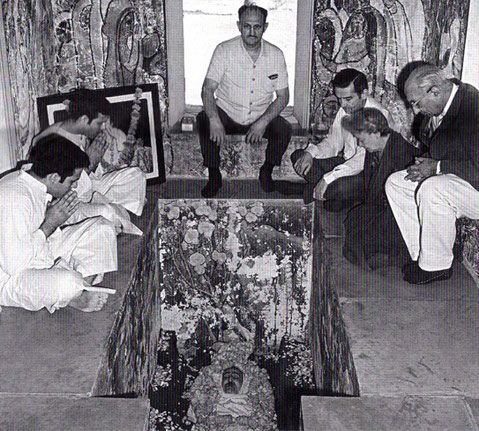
[222,366,244,394]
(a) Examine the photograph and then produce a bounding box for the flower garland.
[126,87,143,146]
[186,342,278,431]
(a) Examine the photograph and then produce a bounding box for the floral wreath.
[186,342,277,431]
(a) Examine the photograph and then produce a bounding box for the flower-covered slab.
[158,199,313,353]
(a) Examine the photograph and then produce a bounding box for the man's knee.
[196,111,210,133]
[290,149,304,165]
[268,116,292,142]
[385,170,405,197]
[416,175,448,204]
[94,216,117,240]
[325,174,364,201]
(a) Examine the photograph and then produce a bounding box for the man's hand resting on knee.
[405,157,439,182]
[246,118,267,144]
[209,117,227,145]
[40,191,80,237]
[294,151,313,177]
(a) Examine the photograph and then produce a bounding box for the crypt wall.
[1,0,168,161]
[0,0,475,164]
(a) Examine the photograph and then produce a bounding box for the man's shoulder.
[262,39,286,58]
[0,171,31,200]
[365,96,390,113]
[214,36,242,52]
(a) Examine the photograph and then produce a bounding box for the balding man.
[385,64,479,284]
[197,3,292,197]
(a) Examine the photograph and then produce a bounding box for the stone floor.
[301,214,479,429]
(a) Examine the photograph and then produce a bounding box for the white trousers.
[385,170,479,271]
[90,167,147,216]
[0,217,117,313]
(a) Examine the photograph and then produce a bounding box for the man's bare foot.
[69,290,108,312]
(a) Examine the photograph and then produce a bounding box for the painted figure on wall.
[382,0,413,86]
[2,0,168,159]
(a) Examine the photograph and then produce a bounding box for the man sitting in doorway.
[32,88,147,217]
[290,69,394,209]
[0,135,117,313]
[197,3,292,198]
[341,108,420,270]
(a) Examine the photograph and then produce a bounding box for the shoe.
[403,265,453,285]
[201,173,222,198]
[401,259,418,274]
[366,253,392,271]
[259,164,275,193]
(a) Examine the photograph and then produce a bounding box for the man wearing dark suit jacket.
[340,108,421,270]
[385,64,479,284]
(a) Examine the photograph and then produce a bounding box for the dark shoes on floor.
[403,262,453,284]
[259,163,275,193]
[201,172,222,198]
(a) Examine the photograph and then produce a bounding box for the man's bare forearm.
[257,93,289,125]
[201,87,221,121]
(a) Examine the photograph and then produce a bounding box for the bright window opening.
[183,0,297,106]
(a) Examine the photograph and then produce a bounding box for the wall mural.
[310,0,470,138]
[2,0,168,160]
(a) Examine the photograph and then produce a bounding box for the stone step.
[301,395,479,431]
[339,297,479,398]
[0,395,149,431]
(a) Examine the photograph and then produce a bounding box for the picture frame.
[36,83,165,184]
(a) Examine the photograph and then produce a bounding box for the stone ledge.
[301,395,477,431]
[0,395,150,431]
[164,133,309,179]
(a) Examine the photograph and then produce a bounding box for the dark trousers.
[197,108,292,168]
[343,203,408,264]
[290,148,364,205]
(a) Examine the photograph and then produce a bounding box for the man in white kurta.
[290,68,395,207]
[0,135,117,312]
[32,88,147,218]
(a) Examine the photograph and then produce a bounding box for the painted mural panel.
[2,0,168,159]
[310,0,470,137]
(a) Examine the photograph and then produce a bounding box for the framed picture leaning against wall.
[37,83,165,184]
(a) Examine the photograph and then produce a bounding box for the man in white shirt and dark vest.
[197,3,292,198]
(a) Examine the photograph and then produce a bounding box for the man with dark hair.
[197,2,292,198]
[386,64,479,284]
[0,134,117,313]
[33,88,146,219]
[341,108,420,269]
[289,68,394,208]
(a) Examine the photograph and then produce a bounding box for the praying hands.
[40,190,80,237]
[85,132,109,172]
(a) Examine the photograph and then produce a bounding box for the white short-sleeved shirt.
[206,36,289,125]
